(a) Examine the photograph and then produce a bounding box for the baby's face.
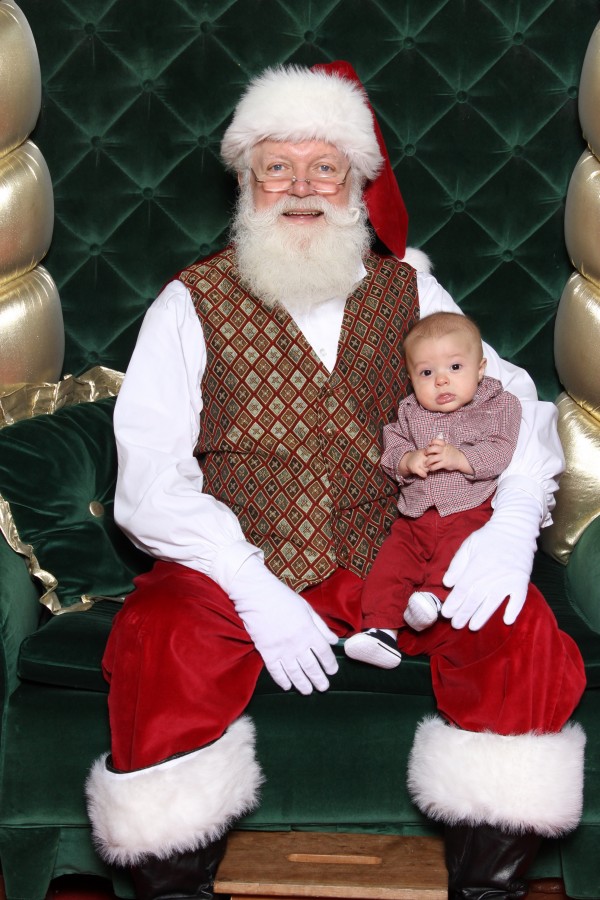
[406,332,486,413]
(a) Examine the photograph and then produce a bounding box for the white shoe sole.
[344,632,401,670]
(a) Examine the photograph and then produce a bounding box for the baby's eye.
[451,363,462,371]
[420,369,432,377]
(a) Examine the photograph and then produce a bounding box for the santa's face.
[231,140,370,310]
[248,140,353,218]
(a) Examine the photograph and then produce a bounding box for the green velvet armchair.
[0,2,599,900]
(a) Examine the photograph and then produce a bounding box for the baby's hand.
[401,448,430,478]
[425,435,471,474]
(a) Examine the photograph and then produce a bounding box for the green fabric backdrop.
[18,0,600,400]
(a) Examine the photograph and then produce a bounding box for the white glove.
[441,489,541,631]
[229,554,339,695]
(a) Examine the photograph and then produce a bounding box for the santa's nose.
[288,176,316,196]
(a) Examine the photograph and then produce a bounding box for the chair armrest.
[565,516,600,634]
[0,533,44,704]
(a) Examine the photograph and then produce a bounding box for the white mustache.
[240,194,362,228]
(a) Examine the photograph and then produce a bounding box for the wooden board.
[214,831,448,899]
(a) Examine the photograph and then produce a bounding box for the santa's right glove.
[229,554,339,695]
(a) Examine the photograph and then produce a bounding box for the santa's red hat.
[221,62,408,259]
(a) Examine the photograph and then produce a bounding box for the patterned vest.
[179,248,420,591]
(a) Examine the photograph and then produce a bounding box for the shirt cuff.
[210,540,264,594]
[493,474,549,526]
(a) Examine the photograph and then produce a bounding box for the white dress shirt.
[113,266,564,595]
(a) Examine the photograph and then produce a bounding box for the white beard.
[231,184,372,311]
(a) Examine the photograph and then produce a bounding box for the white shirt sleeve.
[417,271,564,525]
[113,279,262,592]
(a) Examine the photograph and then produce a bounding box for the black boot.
[130,833,228,900]
[445,823,542,900]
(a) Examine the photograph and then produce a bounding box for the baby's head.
[403,312,487,413]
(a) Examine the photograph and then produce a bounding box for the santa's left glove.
[229,554,339,695]
[442,488,541,631]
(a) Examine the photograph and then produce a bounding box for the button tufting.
[456,91,468,103]
[20,0,599,399]
[142,187,154,199]
[89,501,104,517]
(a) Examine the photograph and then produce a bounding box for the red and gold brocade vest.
[179,247,419,591]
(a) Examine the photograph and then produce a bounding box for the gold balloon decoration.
[579,20,600,155]
[0,0,64,398]
[0,0,40,157]
[564,152,600,289]
[0,141,54,286]
[541,20,600,562]
[554,273,600,418]
[0,268,63,385]
[543,394,600,564]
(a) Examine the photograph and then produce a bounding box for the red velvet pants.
[103,560,586,772]
[361,501,494,629]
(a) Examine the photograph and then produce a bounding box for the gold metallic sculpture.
[0,3,124,604]
[0,0,64,395]
[541,20,600,563]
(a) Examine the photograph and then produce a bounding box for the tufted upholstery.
[18,0,599,400]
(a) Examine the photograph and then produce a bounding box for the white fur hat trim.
[221,65,383,180]
[85,716,263,865]
[407,715,586,837]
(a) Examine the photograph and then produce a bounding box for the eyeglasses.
[250,166,350,195]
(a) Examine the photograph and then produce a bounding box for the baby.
[345,311,522,669]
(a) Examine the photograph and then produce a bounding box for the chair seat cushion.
[17,599,435,696]
[17,551,600,694]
